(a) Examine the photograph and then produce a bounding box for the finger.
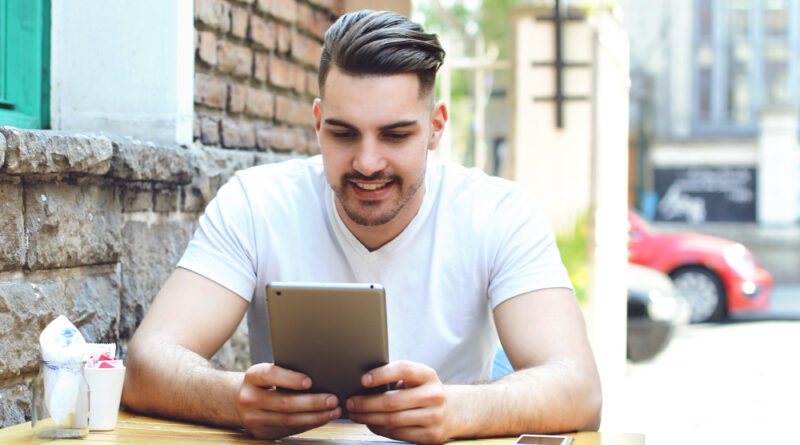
[245,363,312,390]
[261,390,340,413]
[368,425,447,445]
[348,406,442,428]
[260,406,342,427]
[348,383,444,413]
[243,407,341,439]
[240,386,338,413]
[363,361,437,388]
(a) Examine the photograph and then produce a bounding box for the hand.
[346,361,454,444]
[236,363,341,439]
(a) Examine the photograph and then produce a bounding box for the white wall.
[650,140,758,167]
[50,0,194,144]
[511,8,630,431]
[758,109,800,225]
[511,15,594,232]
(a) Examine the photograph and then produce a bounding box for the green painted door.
[0,0,50,129]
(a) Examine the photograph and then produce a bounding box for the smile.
[352,181,391,191]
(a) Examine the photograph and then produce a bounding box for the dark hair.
[318,10,445,98]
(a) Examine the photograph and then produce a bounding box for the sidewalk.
[604,283,800,444]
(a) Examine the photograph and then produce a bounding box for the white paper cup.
[84,366,126,431]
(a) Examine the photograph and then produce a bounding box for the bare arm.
[122,267,247,425]
[347,288,601,443]
[122,268,341,437]
[449,287,602,435]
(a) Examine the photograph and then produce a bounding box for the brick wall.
[193,0,341,154]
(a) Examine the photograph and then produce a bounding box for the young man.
[122,10,601,444]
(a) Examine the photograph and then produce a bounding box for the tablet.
[266,282,390,411]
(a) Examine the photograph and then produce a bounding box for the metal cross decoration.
[533,0,590,129]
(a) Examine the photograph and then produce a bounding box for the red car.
[628,210,772,322]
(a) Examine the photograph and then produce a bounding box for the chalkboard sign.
[654,167,757,223]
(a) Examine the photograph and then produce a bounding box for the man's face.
[314,66,446,228]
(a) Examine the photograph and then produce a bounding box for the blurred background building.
[620,0,800,282]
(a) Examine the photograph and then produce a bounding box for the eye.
[384,133,410,141]
[331,131,356,139]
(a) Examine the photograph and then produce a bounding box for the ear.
[427,100,448,151]
[313,98,322,132]
[312,99,324,151]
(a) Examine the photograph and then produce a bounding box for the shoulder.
[432,161,531,206]
[230,155,326,197]
[236,155,325,185]
[210,155,326,214]
[430,162,548,235]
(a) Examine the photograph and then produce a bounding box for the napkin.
[39,315,87,424]
[85,344,119,368]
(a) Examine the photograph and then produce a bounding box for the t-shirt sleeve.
[177,175,257,302]
[487,187,574,309]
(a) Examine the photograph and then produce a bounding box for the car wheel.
[670,266,726,323]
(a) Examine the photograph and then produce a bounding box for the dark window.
[691,0,799,135]
[764,0,787,36]
[698,0,713,38]
[698,67,712,121]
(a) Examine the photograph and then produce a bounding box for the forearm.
[447,361,602,438]
[122,333,244,428]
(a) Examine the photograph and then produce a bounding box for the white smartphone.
[515,434,574,445]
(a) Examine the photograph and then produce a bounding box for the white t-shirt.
[177,155,572,384]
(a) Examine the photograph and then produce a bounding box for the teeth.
[355,182,388,191]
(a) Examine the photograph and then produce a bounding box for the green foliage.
[416,0,524,166]
[416,0,619,60]
[415,0,527,60]
[577,0,618,16]
[555,213,590,305]
[449,70,472,97]
[477,0,528,60]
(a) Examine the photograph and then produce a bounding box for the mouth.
[345,178,395,200]
[351,181,392,191]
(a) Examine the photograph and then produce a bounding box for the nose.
[352,137,387,177]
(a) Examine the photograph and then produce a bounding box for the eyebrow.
[323,119,419,131]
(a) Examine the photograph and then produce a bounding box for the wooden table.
[1,411,645,444]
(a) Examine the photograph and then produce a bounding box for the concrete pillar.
[757,108,800,225]
[585,11,630,432]
[50,0,194,144]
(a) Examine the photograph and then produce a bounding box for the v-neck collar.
[325,162,438,263]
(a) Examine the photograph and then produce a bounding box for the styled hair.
[318,10,445,98]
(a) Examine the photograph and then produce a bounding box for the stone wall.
[193,0,339,154]
[0,127,302,427]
